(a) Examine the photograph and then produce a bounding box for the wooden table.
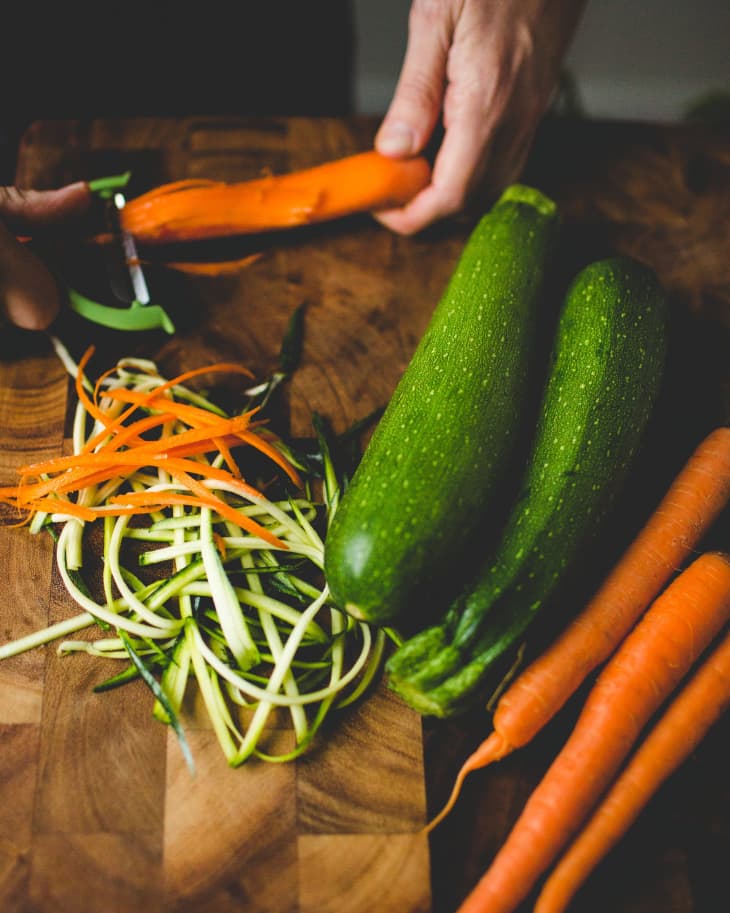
[1,115,729,913]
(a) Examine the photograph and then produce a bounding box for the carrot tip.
[424,731,511,833]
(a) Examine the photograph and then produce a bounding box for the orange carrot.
[428,427,730,829]
[534,623,730,913]
[119,150,431,244]
[455,551,730,913]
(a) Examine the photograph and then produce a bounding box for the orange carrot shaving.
[108,490,282,546]
[97,387,251,476]
[4,454,263,506]
[455,551,730,913]
[234,429,301,486]
[162,253,264,276]
[119,150,431,244]
[17,412,180,477]
[164,468,283,547]
[7,497,100,522]
[78,348,254,453]
[428,426,730,830]
[100,387,240,427]
[14,414,254,481]
[213,531,228,558]
[534,621,730,913]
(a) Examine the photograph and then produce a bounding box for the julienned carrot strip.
[99,390,298,485]
[97,388,250,477]
[109,491,283,547]
[165,467,283,546]
[141,434,253,462]
[17,412,180,478]
[233,429,301,486]
[456,552,730,913]
[119,150,432,244]
[101,388,227,424]
[162,253,263,276]
[75,346,104,427]
[534,622,730,913]
[7,455,265,508]
[9,497,99,522]
[428,427,730,829]
[18,414,254,482]
[79,351,254,453]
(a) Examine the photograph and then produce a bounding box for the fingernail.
[376,121,417,156]
[63,180,91,195]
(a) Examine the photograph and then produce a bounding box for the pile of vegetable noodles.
[0,339,386,769]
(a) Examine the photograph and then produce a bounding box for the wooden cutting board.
[1,114,729,913]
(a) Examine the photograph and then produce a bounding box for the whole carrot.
[428,427,730,830]
[534,623,730,913]
[456,551,730,913]
[120,150,432,244]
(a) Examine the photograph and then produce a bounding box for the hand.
[0,183,92,329]
[374,0,586,234]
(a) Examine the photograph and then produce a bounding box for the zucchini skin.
[323,185,560,626]
[387,256,668,716]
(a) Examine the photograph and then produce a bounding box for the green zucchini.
[387,256,668,716]
[324,185,560,626]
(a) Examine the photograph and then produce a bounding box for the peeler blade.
[105,192,150,306]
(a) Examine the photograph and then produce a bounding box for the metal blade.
[113,192,150,305]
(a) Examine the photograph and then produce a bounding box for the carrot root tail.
[425,731,511,833]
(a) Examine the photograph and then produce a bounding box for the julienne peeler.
[65,173,175,334]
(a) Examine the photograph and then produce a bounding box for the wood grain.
[2,114,729,913]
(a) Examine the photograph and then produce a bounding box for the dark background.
[1,1,355,182]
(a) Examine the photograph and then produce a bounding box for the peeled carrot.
[456,551,730,913]
[428,426,730,829]
[534,622,730,913]
[119,150,432,244]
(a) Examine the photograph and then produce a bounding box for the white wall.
[352,0,730,122]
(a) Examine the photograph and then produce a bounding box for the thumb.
[0,182,91,331]
[0,222,61,330]
[375,8,452,158]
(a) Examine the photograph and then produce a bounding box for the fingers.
[374,0,520,235]
[374,0,456,158]
[375,78,498,234]
[0,181,91,234]
[0,182,91,330]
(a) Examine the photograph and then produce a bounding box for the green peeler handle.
[67,287,175,334]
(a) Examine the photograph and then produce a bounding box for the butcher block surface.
[1,115,729,913]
